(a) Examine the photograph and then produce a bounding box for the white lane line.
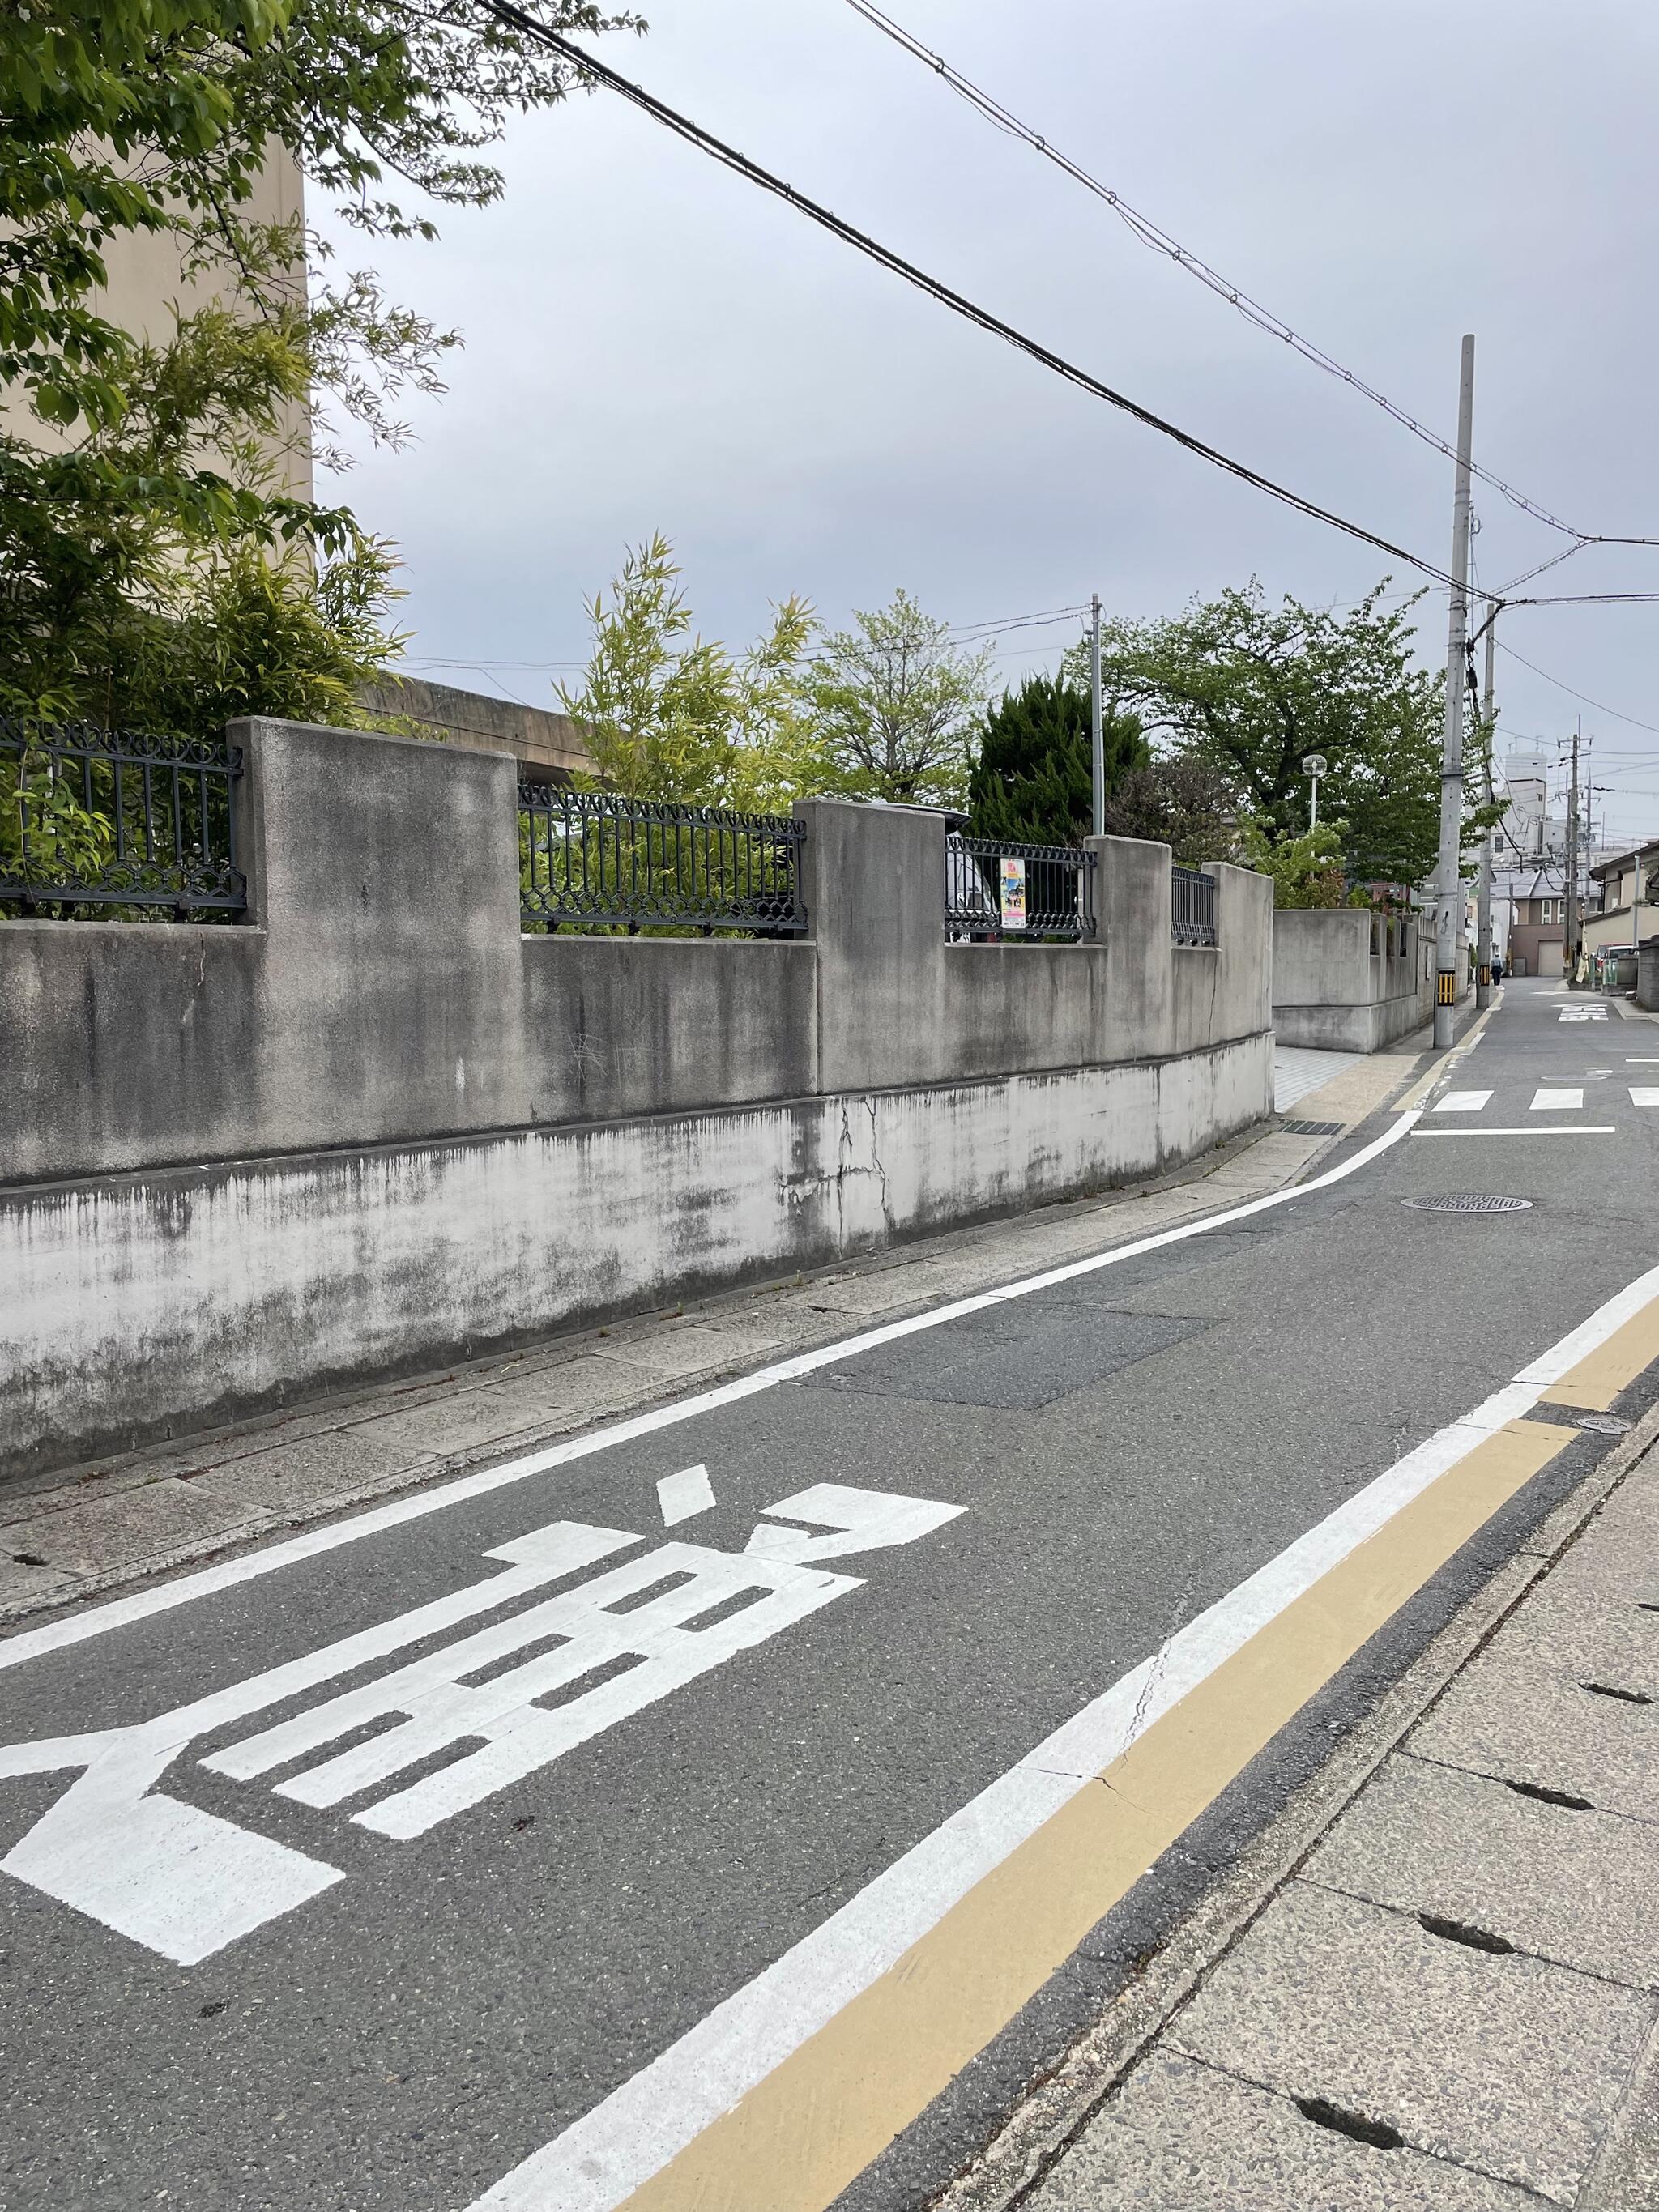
[1627,1057,1659,1063]
[1414,1127,1616,1138]
[1433,1090,1493,1113]
[656,1464,716,1526]
[1631,1089,1659,1107]
[466,1264,1659,2212]
[1531,1088,1584,1110]
[0,1115,1421,1675]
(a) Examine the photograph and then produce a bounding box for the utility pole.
[1563,719,1580,986]
[1435,333,1476,1047]
[1089,594,1104,839]
[1476,611,1497,1007]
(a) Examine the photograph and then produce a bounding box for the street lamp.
[1303,752,1328,829]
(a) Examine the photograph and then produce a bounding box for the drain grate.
[1401,1193,1533,1214]
[1280,1119,1345,1136]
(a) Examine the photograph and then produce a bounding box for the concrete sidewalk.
[945,1413,1659,2212]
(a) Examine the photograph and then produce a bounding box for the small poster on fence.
[999,855,1027,930]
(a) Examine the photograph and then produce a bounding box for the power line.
[1495,638,1659,739]
[485,1,1461,589]
[840,0,1659,556]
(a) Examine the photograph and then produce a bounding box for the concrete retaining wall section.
[0,720,1276,1477]
[0,1036,1272,1478]
[1271,906,1439,1053]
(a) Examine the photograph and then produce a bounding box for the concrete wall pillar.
[1205,861,1273,1044]
[794,798,949,1092]
[232,715,532,1144]
[1090,834,1175,1059]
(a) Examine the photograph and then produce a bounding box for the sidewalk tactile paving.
[1168,1881,1655,2205]
[1025,2051,1541,2210]
[1303,1753,1659,1988]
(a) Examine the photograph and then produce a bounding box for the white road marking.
[1627,1057,1659,1063]
[1630,1089,1659,1107]
[467,1261,1659,2212]
[656,1464,715,1525]
[1433,1090,1492,1113]
[1,1490,963,1958]
[1559,1006,1607,1021]
[1414,1127,1616,1138]
[0,1115,1422,1678]
[1532,1088,1585,1110]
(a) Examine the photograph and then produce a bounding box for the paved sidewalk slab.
[1026,2051,1539,2211]
[1169,1882,1654,2204]
[1303,1754,1659,1988]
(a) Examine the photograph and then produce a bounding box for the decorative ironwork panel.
[518,783,806,936]
[1171,863,1218,947]
[944,833,1097,942]
[0,720,246,918]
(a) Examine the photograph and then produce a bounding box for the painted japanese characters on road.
[0,1477,964,1964]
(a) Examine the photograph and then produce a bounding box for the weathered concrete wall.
[0,721,1275,1477]
[0,1035,1272,1478]
[1271,907,1437,1052]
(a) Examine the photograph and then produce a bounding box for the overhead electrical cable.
[481,2,1461,586]
[1495,640,1659,740]
[840,0,1659,556]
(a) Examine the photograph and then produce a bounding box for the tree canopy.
[1,0,633,725]
[808,590,992,808]
[1069,581,1444,892]
[557,535,821,812]
[967,671,1145,846]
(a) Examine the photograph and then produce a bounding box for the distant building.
[1584,841,1659,962]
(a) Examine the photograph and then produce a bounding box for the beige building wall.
[6,143,313,501]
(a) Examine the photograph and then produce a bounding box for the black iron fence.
[944,833,1097,942]
[0,720,246,918]
[1171,863,1218,947]
[519,782,807,936]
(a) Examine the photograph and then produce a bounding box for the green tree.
[967,671,1146,846]
[808,590,993,808]
[1235,817,1358,907]
[1073,581,1443,890]
[557,535,822,811]
[1098,757,1237,867]
[2,0,633,720]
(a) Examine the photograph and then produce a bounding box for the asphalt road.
[3,978,1657,2212]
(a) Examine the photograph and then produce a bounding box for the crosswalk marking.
[1631,1088,1659,1107]
[1433,1090,1493,1113]
[1531,1088,1584,1110]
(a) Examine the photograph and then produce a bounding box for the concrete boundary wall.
[1271,907,1441,1053]
[0,720,1274,1477]
[0,1037,1270,1479]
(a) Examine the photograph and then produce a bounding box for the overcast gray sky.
[322,0,1659,842]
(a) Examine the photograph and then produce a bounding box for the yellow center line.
[621,1416,1576,2212]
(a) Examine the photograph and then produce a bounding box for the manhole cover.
[1578,1414,1631,1436]
[1400,1194,1534,1214]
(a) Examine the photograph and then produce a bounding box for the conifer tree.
[967,671,1146,846]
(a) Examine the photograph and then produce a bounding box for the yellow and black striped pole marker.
[1438,970,1459,1006]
